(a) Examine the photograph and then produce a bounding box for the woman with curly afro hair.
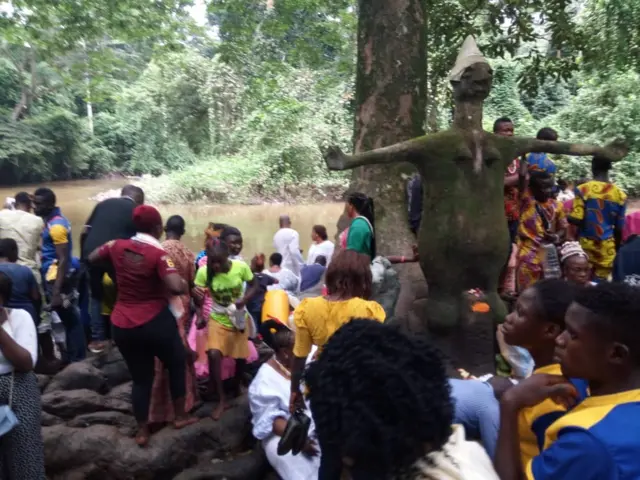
[305,319,499,480]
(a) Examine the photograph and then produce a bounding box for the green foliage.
[141,59,352,203]
[0,0,639,203]
[551,71,640,193]
[484,60,536,135]
[580,0,640,73]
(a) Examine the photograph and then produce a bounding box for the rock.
[42,411,64,426]
[44,397,253,479]
[173,447,269,480]
[50,464,103,480]
[45,362,108,394]
[67,411,137,433]
[42,389,131,419]
[105,381,132,404]
[89,348,132,388]
[37,374,51,392]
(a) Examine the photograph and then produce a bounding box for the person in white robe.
[248,321,319,480]
[273,215,304,277]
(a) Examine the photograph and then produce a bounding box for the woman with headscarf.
[147,215,198,426]
[342,193,376,259]
[88,205,198,446]
[288,249,385,413]
[559,241,595,287]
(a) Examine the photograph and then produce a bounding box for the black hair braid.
[347,192,377,258]
[532,279,577,328]
[305,319,453,479]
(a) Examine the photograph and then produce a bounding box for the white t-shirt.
[412,425,499,480]
[273,228,304,277]
[0,308,38,375]
[307,240,335,266]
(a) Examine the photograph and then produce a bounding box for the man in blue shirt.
[0,238,41,325]
[34,187,85,362]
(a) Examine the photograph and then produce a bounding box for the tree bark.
[345,0,427,318]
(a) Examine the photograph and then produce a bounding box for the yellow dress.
[292,297,386,358]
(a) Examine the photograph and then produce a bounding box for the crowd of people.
[0,119,640,479]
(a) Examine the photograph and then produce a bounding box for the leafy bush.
[551,71,640,193]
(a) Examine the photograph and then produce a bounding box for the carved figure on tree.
[324,36,627,329]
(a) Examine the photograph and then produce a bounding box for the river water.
[0,179,344,257]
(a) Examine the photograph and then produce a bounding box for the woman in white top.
[0,271,45,479]
[248,320,320,480]
[307,225,335,266]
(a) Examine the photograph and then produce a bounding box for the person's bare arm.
[236,276,259,308]
[163,273,187,296]
[324,136,434,171]
[387,245,419,264]
[495,397,525,480]
[512,137,628,161]
[0,310,34,372]
[518,155,529,202]
[272,416,288,436]
[504,173,519,187]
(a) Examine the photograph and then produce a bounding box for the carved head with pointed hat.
[449,36,493,101]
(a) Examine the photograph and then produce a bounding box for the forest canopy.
[1,0,639,200]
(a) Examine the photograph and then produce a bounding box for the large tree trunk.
[343,0,427,320]
[346,1,495,374]
[350,0,425,253]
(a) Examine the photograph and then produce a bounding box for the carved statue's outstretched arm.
[512,137,628,162]
[324,137,429,171]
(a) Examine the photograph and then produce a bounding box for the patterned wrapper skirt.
[0,370,45,479]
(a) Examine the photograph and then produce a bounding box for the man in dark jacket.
[81,185,144,353]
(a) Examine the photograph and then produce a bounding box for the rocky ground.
[39,347,278,480]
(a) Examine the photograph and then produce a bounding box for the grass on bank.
[142,151,350,205]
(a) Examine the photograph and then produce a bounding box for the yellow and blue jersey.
[518,364,589,468]
[41,208,73,280]
[527,388,640,479]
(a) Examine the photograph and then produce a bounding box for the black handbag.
[277,408,311,456]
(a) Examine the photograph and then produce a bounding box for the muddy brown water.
[0,179,345,257]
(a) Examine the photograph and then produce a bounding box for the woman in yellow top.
[289,249,385,412]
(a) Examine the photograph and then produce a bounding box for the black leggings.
[113,307,186,422]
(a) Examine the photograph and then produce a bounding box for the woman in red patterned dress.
[148,215,198,425]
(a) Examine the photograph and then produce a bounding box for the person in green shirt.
[194,239,259,420]
[345,192,376,259]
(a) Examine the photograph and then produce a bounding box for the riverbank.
[137,155,350,205]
